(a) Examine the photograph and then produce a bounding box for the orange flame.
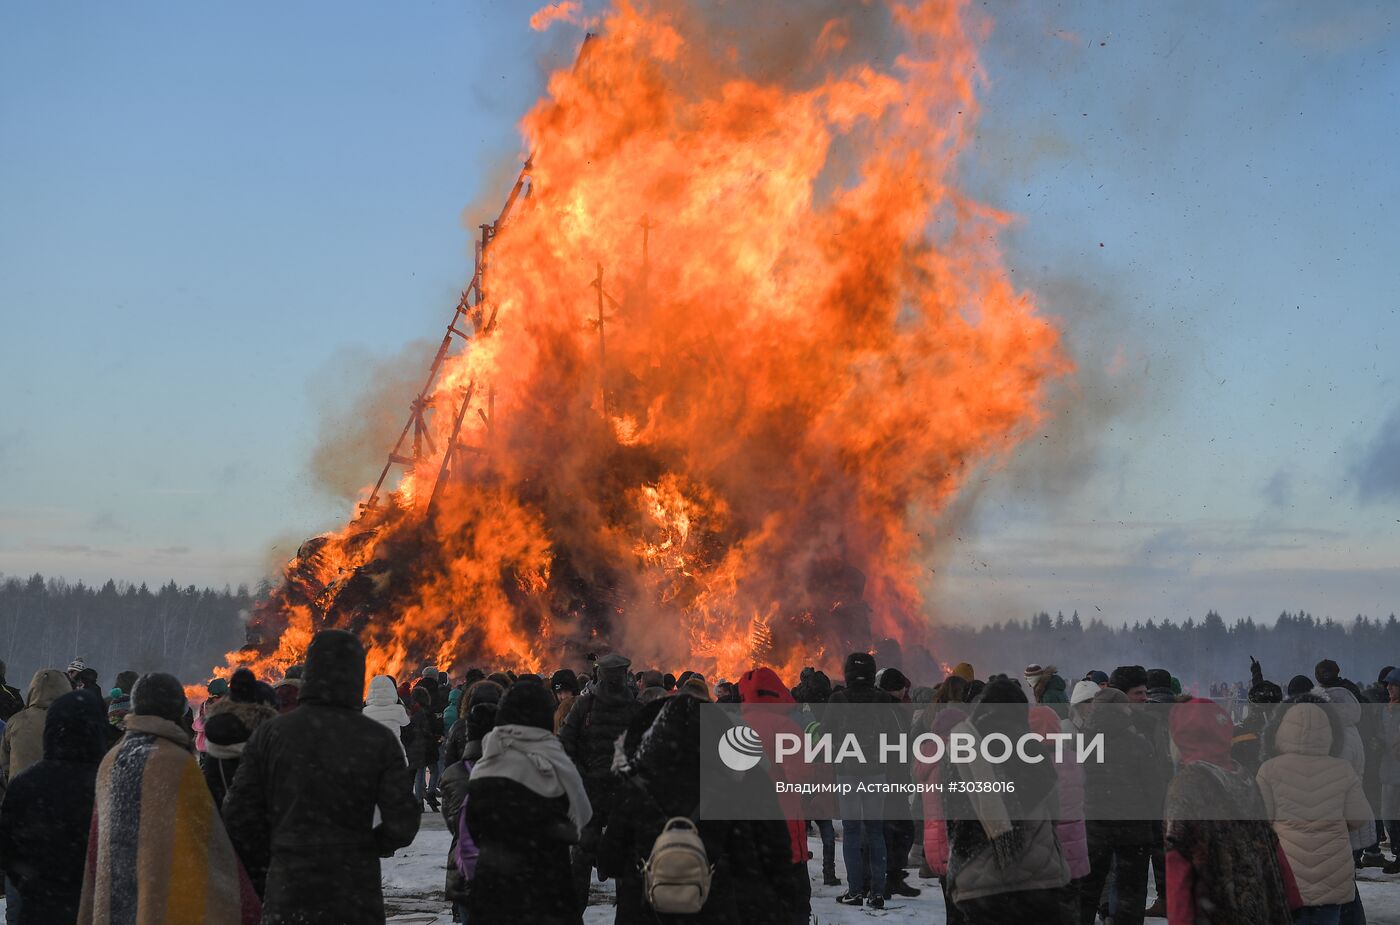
[224,0,1070,687]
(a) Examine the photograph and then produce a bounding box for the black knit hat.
[1145,668,1172,691]
[1287,675,1314,697]
[229,668,258,704]
[978,677,1029,704]
[1315,659,1341,686]
[466,702,498,742]
[302,630,367,710]
[132,673,188,723]
[878,667,910,693]
[550,669,580,695]
[1108,665,1148,693]
[844,652,877,686]
[495,679,555,731]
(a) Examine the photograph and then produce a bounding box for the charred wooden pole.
[593,262,608,416]
[361,34,595,514]
[426,380,477,517]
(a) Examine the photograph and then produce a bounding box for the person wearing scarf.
[736,666,816,917]
[465,678,592,925]
[943,679,1068,922]
[1165,697,1300,924]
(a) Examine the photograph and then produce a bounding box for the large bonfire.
[229,0,1071,685]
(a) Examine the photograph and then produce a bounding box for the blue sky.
[2,1,1397,627]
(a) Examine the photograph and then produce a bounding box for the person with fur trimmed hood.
[1257,698,1371,924]
[464,679,591,925]
[943,679,1068,921]
[202,668,279,810]
[1164,697,1300,925]
[1023,664,1069,717]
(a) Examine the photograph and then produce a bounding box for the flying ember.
[227,0,1071,684]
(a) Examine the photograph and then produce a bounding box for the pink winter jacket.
[913,706,966,876]
[1031,706,1089,879]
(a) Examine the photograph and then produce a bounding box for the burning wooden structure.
[229,2,1071,683]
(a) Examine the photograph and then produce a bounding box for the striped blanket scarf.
[78,714,260,925]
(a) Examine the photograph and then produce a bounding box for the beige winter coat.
[1256,702,1371,906]
[0,669,74,789]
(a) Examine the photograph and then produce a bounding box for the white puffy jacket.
[1256,702,1371,906]
[362,675,410,755]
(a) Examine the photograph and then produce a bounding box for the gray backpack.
[643,816,713,914]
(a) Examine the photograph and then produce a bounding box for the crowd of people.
[0,643,1396,924]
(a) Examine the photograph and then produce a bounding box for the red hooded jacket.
[1166,698,1303,924]
[738,667,812,866]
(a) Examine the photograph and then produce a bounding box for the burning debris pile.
[230,0,1071,683]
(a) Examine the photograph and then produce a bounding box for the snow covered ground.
[382,815,1400,924]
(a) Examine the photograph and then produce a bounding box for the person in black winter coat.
[0,688,106,925]
[560,653,641,902]
[0,662,23,723]
[599,693,798,925]
[222,630,420,925]
[825,652,901,908]
[560,655,641,784]
[202,667,278,809]
[465,679,592,925]
[1074,687,1157,925]
[405,685,442,811]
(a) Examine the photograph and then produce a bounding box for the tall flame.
[228,0,1071,685]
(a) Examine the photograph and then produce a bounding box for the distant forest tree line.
[0,573,253,690]
[935,609,1400,690]
[2,573,1396,693]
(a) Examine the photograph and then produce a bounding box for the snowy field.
[383,816,1400,924]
